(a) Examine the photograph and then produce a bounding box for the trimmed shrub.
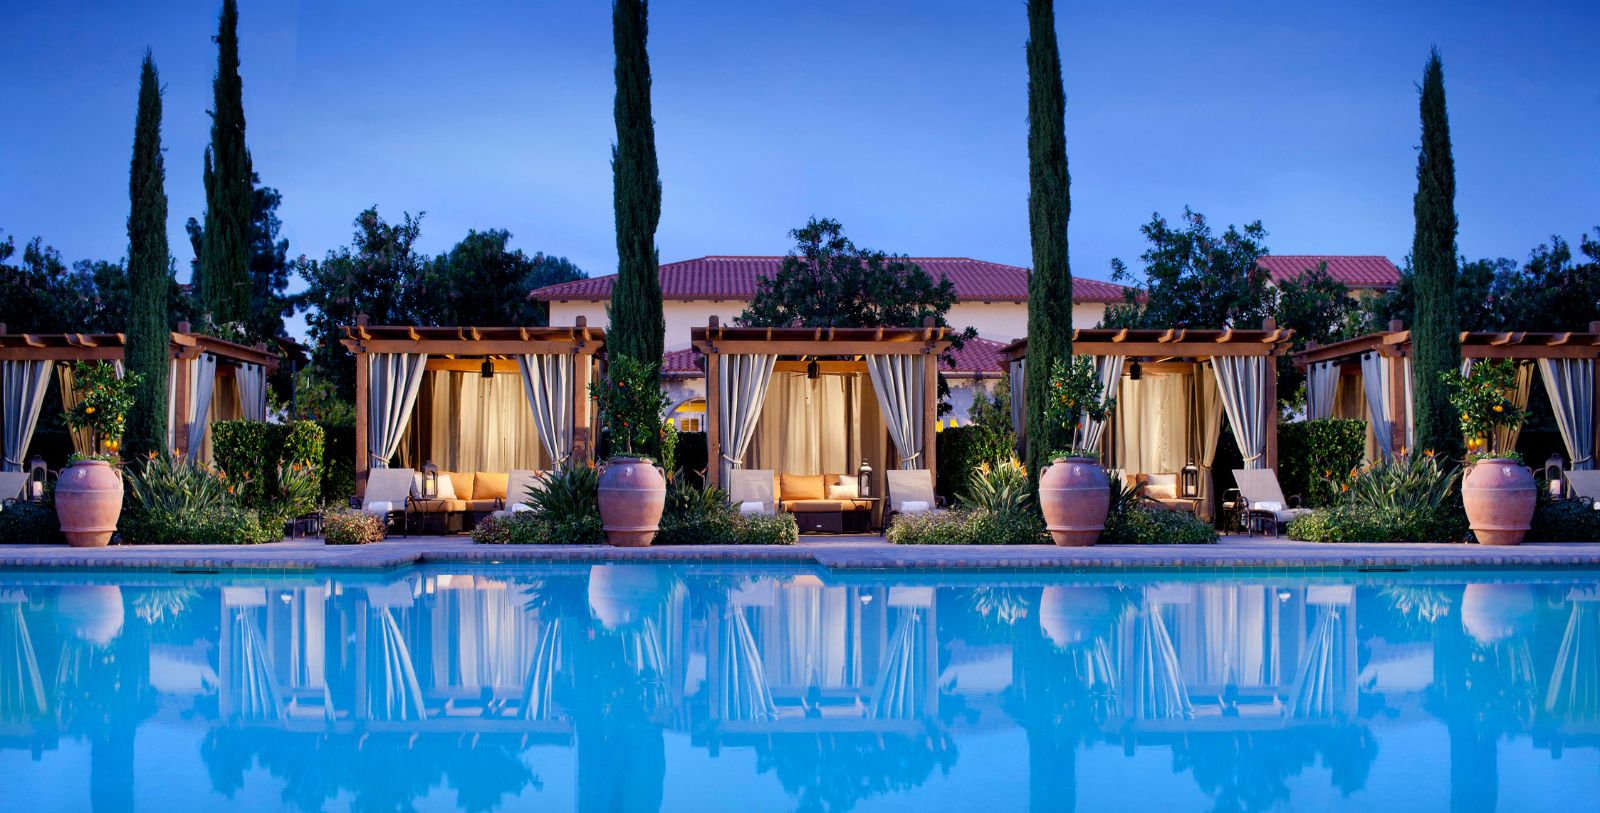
[122,505,279,545]
[1529,497,1600,542]
[319,420,356,505]
[471,511,605,545]
[1279,418,1366,507]
[655,479,797,545]
[323,509,386,545]
[887,509,979,545]
[1102,505,1218,545]
[937,426,1013,504]
[0,501,64,544]
[212,419,326,511]
[1287,504,1466,544]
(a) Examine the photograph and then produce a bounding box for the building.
[1258,255,1402,299]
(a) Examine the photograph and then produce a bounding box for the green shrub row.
[0,501,65,544]
[1287,503,1467,543]
[1529,496,1600,542]
[212,419,326,507]
[1102,504,1219,545]
[1278,418,1366,507]
[886,508,1049,546]
[120,504,281,545]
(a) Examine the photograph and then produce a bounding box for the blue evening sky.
[3,0,1597,339]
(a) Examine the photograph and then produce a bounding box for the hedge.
[212,420,326,508]
[319,420,356,505]
[1278,418,1366,507]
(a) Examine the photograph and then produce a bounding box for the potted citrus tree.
[589,355,670,547]
[1442,359,1534,545]
[1038,356,1115,546]
[57,361,141,547]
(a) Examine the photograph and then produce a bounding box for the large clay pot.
[1038,585,1118,648]
[56,585,125,645]
[1038,457,1110,546]
[54,460,123,547]
[1462,458,1536,546]
[596,457,666,547]
[1460,583,1537,645]
[588,564,664,629]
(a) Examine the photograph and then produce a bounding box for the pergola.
[339,317,604,495]
[691,316,951,489]
[1000,323,1295,471]
[0,321,279,467]
[1293,320,1600,468]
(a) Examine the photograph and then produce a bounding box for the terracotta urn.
[596,457,666,547]
[1038,585,1118,647]
[1038,457,1110,546]
[588,564,664,629]
[54,460,123,548]
[1460,583,1538,645]
[56,585,125,645]
[1461,458,1536,546]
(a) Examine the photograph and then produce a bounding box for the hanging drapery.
[1114,374,1193,476]
[167,358,179,451]
[763,583,860,689]
[1304,361,1340,421]
[237,363,268,423]
[1008,359,1026,453]
[0,600,46,724]
[720,607,777,722]
[368,352,429,469]
[1360,353,1400,459]
[1544,600,1599,723]
[870,608,927,720]
[1289,605,1351,720]
[519,353,575,465]
[228,608,284,722]
[1539,358,1595,470]
[1,360,53,472]
[185,353,219,458]
[523,618,565,721]
[1194,368,1225,521]
[717,354,777,483]
[1132,606,1193,721]
[428,372,543,473]
[1072,355,1125,453]
[747,373,859,475]
[365,606,427,722]
[1212,356,1268,469]
[55,364,97,456]
[866,355,927,469]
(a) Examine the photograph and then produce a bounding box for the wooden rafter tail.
[1112,328,1130,343]
[21,334,45,348]
[1215,327,1234,343]
[357,325,372,340]
[1547,331,1574,346]
[470,327,483,341]
[407,326,421,341]
[1158,328,1177,343]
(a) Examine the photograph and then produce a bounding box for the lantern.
[480,357,495,379]
[857,459,873,498]
[1128,361,1143,381]
[806,358,820,380]
[1181,460,1200,499]
[422,461,439,500]
[1545,453,1566,499]
[27,455,47,501]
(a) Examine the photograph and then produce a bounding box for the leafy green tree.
[1490,231,1600,330]
[1409,48,1463,459]
[0,235,105,333]
[1023,0,1075,481]
[425,229,584,326]
[125,51,173,460]
[196,0,253,328]
[609,0,666,458]
[1365,255,1500,333]
[1102,208,1273,329]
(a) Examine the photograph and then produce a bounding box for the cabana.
[340,319,604,499]
[692,317,951,529]
[0,322,279,468]
[1293,321,1600,468]
[1001,323,1295,518]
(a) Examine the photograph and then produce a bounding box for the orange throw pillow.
[780,473,826,501]
[474,472,508,501]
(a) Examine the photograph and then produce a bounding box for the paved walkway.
[3,534,1600,572]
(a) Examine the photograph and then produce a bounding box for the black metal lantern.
[807,358,820,380]
[27,455,47,502]
[1181,460,1200,499]
[858,459,872,498]
[422,461,439,499]
[1129,361,1143,381]
[480,357,495,379]
[1545,453,1566,499]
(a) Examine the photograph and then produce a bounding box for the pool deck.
[3,534,1600,572]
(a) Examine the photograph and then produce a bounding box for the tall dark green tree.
[609,0,665,458]
[197,0,253,328]
[124,52,172,460]
[1409,48,1462,458]
[1023,0,1074,480]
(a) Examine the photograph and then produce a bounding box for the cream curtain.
[1361,353,1398,459]
[1304,361,1340,421]
[1539,358,1595,470]
[55,364,96,457]
[1113,373,1192,476]
[185,353,219,460]
[1008,359,1026,453]
[1072,355,1125,453]
[518,354,575,465]
[237,363,268,423]
[1194,368,1224,520]
[428,372,543,473]
[368,352,429,468]
[866,355,926,469]
[748,373,860,475]
[2,360,53,471]
[167,358,179,451]
[1212,355,1268,470]
[718,354,777,483]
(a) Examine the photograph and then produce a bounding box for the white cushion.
[511,502,533,514]
[365,500,394,516]
[411,472,456,500]
[739,501,767,515]
[827,481,859,500]
[901,500,930,514]
[1252,500,1283,513]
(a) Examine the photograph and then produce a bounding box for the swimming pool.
[0,564,1595,812]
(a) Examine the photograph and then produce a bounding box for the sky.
[2,0,1597,341]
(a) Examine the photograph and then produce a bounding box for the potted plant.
[589,355,670,547]
[1442,359,1534,545]
[1038,356,1115,546]
[57,361,141,547]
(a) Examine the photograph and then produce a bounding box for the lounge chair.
[1231,469,1312,535]
[1567,471,1600,510]
[1137,472,1201,515]
[727,469,776,514]
[0,472,29,508]
[886,469,939,522]
[361,468,416,537]
[492,469,548,518]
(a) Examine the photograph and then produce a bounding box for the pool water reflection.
[1,565,1597,812]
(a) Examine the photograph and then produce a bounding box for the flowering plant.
[589,354,669,459]
[1044,355,1114,459]
[63,361,142,458]
[1439,359,1529,457]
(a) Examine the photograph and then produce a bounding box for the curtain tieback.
[1240,452,1264,464]
[720,454,744,466]
[369,456,390,468]
[898,451,923,466]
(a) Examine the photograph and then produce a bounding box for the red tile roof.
[1259,256,1401,290]
[530,255,1128,304]
[659,336,1008,378]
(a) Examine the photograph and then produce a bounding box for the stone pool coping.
[3,534,1600,572]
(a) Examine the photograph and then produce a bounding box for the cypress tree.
[125,52,172,460]
[1023,0,1074,481]
[609,0,666,457]
[1409,48,1462,458]
[198,0,253,328]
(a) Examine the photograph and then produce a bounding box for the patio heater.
[858,459,872,498]
[422,461,440,500]
[27,455,47,502]
[1545,453,1566,499]
[1180,461,1200,500]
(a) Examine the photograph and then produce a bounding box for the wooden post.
[705,352,722,489]
[354,350,370,498]
[571,316,592,464]
[1388,349,1407,457]
[1591,321,1600,469]
[922,317,938,475]
[172,353,191,457]
[1262,318,1279,471]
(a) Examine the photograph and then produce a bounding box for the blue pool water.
[0,565,1596,812]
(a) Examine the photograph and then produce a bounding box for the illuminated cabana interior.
[340,319,604,497]
[1293,321,1600,468]
[691,317,951,528]
[0,322,278,467]
[1001,323,1295,518]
